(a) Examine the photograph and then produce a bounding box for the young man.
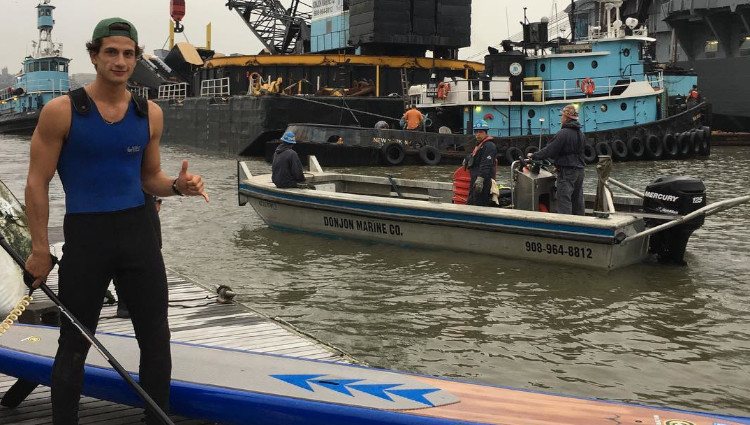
[271,131,306,188]
[466,119,497,206]
[24,18,208,424]
[528,104,586,215]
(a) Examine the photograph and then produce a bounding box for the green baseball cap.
[91,17,138,44]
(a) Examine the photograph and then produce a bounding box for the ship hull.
[0,111,41,135]
[675,57,750,131]
[155,95,405,156]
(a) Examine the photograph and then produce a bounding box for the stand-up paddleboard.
[1,324,748,425]
[0,179,29,317]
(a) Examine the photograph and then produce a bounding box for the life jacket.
[58,88,150,213]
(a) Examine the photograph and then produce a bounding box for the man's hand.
[176,160,209,202]
[473,176,484,194]
[25,250,53,289]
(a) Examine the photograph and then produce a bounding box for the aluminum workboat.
[237,156,749,270]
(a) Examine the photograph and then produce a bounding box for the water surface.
[1,134,748,416]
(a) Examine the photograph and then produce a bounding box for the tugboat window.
[567,61,575,70]
[41,61,49,72]
[704,40,719,58]
[540,63,546,72]
[620,102,627,111]
[600,104,607,112]
[741,37,750,56]
[622,48,630,57]
[591,60,598,69]
[528,109,536,118]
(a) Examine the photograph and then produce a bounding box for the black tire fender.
[583,143,597,164]
[524,145,539,156]
[611,139,628,161]
[627,136,645,159]
[677,132,692,156]
[418,145,442,166]
[595,141,612,157]
[698,126,711,156]
[662,133,678,158]
[691,130,703,155]
[505,146,523,164]
[645,134,663,159]
[381,141,405,166]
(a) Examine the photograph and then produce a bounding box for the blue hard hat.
[473,119,489,131]
[280,131,296,144]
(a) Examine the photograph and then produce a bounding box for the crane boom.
[225,0,311,54]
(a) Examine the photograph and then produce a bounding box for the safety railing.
[1,78,69,101]
[129,86,150,99]
[158,82,188,100]
[200,77,230,97]
[416,72,664,106]
[518,72,663,102]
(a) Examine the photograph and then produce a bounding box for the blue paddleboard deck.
[0,324,748,425]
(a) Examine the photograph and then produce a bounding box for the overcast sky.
[0,0,562,75]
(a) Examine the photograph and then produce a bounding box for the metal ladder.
[400,68,410,109]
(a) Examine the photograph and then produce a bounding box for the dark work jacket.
[467,137,497,181]
[532,121,586,168]
[272,143,305,188]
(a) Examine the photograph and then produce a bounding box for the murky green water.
[2,134,748,417]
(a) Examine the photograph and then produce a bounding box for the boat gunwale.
[239,173,645,245]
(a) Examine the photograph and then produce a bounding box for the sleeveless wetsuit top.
[57,96,149,214]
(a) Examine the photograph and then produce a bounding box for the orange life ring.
[580,77,595,96]
[436,82,451,99]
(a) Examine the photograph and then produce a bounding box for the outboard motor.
[642,176,706,264]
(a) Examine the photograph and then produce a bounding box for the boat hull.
[269,103,711,167]
[239,180,650,270]
[0,110,41,135]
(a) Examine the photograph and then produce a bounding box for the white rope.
[0,248,26,317]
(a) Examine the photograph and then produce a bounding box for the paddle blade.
[0,179,31,316]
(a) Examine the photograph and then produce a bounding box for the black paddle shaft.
[0,234,175,425]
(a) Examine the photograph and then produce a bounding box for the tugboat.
[281,7,711,167]
[0,0,70,134]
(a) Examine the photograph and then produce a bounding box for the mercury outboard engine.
[642,176,706,264]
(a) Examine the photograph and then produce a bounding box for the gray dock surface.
[1,256,346,424]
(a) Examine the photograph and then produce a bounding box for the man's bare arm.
[25,96,70,285]
[141,100,208,201]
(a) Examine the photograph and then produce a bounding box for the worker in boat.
[527,104,586,216]
[466,119,497,206]
[24,17,209,424]
[401,104,425,131]
[272,131,306,188]
[687,84,701,107]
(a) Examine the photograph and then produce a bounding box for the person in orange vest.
[401,105,425,130]
[686,85,701,108]
[688,85,700,101]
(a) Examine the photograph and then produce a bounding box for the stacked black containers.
[348,0,471,57]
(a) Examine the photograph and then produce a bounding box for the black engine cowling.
[643,176,706,264]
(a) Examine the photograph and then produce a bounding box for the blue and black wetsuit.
[52,89,170,424]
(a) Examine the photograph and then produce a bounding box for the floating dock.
[0,240,346,424]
